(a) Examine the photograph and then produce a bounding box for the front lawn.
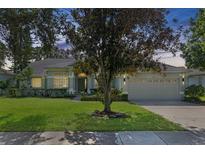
[0,97,184,131]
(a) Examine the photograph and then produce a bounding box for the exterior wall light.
[123,75,126,85]
[78,73,87,77]
[182,74,185,85]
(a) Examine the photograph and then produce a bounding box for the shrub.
[95,87,122,97]
[0,80,7,96]
[81,95,102,101]
[28,89,75,98]
[7,88,22,97]
[114,93,128,101]
[111,88,122,98]
[5,88,75,98]
[0,80,7,90]
[90,88,98,94]
[184,85,205,98]
[29,89,45,97]
[45,89,68,98]
[80,93,128,101]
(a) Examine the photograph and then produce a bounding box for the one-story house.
[28,58,205,101]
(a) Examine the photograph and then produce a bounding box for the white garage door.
[128,76,181,101]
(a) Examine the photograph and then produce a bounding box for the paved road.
[135,101,205,131]
[1,131,205,145]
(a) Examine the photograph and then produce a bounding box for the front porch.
[69,73,96,95]
[31,68,127,95]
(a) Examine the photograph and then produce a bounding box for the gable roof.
[29,58,75,76]
[29,58,186,77]
[159,63,186,73]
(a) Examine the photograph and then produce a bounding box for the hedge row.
[5,88,75,98]
[81,93,128,101]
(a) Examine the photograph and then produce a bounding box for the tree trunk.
[103,82,112,113]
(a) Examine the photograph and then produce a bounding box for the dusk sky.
[159,8,199,67]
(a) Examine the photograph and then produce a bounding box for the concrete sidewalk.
[1,131,205,145]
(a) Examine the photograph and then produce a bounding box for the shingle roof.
[159,63,186,72]
[29,57,186,76]
[29,58,75,76]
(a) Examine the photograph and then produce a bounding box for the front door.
[78,77,87,93]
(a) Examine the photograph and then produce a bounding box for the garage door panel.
[128,77,181,101]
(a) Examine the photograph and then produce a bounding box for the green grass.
[0,97,184,132]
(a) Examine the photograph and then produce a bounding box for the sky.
[4,8,200,69]
[158,8,199,67]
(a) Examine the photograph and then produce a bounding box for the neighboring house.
[186,69,205,87]
[0,68,15,81]
[28,58,205,101]
[29,58,126,95]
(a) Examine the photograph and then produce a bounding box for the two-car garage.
[127,66,185,101]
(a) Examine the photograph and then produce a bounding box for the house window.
[32,78,42,88]
[53,72,68,89]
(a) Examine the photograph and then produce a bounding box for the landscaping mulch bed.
[91,110,130,118]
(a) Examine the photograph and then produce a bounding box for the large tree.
[0,9,63,73]
[65,9,180,113]
[182,9,205,70]
[0,42,6,68]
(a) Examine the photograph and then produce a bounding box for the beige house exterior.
[28,58,205,101]
[29,58,126,95]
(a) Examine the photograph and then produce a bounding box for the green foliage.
[81,89,128,101]
[184,85,205,98]
[0,79,15,96]
[44,89,75,98]
[81,95,103,101]
[16,67,33,89]
[198,96,205,103]
[5,88,75,98]
[111,88,122,98]
[94,88,122,98]
[0,80,7,90]
[0,9,64,73]
[0,42,6,68]
[7,88,22,97]
[114,93,128,101]
[182,9,205,70]
[81,94,128,102]
[0,80,7,96]
[67,9,180,76]
[66,9,180,111]
[16,67,33,81]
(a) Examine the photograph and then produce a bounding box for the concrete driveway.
[135,101,205,131]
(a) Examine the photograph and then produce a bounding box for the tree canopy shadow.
[64,131,117,145]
